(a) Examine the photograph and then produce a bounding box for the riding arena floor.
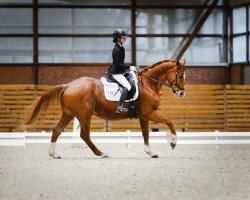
[0,143,249,200]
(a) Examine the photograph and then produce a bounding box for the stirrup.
[115,106,128,113]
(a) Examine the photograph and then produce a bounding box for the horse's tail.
[24,84,68,125]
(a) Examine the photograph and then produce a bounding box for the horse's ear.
[179,58,186,66]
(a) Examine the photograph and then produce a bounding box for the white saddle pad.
[100,71,139,102]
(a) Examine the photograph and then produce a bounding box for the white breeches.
[112,74,131,91]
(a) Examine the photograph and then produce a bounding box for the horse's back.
[69,76,99,85]
[66,77,101,93]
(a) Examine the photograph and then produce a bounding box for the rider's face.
[120,36,126,44]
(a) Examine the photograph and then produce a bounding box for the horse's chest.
[153,103,160,111]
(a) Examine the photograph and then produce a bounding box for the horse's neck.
[147,62,174,77]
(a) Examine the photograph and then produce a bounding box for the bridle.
[138,66,186,91]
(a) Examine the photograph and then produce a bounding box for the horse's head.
[139,59,186,98]
[167,59,186,98]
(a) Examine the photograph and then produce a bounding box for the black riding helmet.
[113,29,128,43]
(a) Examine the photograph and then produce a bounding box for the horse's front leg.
[147,111,178,149]
[139,117,158,158]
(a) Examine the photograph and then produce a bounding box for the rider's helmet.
[113,29,128,43]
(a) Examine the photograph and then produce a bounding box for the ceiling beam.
[172,0,220,61]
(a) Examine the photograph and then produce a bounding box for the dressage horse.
[24,59,186,159]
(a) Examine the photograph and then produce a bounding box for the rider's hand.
[130,66,139,73]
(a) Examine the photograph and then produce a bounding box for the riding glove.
[130,66,140,73]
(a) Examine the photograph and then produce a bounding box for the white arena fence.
[0,131,250,149]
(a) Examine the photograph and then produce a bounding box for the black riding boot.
[116,87,129,113]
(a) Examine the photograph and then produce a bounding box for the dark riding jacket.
[108,43,130,74]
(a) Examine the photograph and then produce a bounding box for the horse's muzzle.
[178,90,185,98]
[172,88,185,98]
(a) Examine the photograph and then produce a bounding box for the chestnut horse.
[24,59,186,159]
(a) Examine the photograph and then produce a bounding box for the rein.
[138,72,172,88]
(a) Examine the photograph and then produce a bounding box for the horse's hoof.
[151,154,159,158]
[170,142,176,150]
[52,156,61,159]
[49,154,61,159]
[101,154,109,158]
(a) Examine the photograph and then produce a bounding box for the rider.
[107,29,135,114]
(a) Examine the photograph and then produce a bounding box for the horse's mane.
[140,59,176,73]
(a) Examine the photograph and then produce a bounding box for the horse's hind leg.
[79,115,108,158]
[48,112,73,159]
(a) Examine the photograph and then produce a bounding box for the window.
[249,35,250,61]
[137,0,209,6]
[136,7,226,65]
[39,37,131,63]
[184,37,226,64]
[233,7,246,34]
[136,37,183,65]
[39,8,131,34]
[136,37,225,65]
[0,8,33,34]
[0,0,229,65]
[0,0,32,4]
[136,0,224,6]
[233,36,246,63]
[137,9,225,35]
[0,38,33,63]
[199,9,224,34]
[249,6,250,31]
[232,5,249,63]
[38,0,130,5]
[137,9,203,34]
